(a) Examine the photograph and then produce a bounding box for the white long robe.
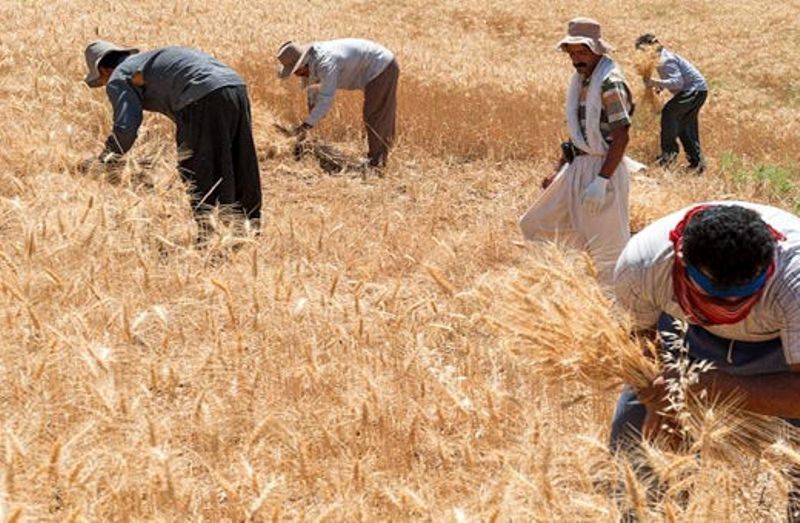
[519,56,645,284]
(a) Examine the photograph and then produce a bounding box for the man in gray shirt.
[276,38,399,168]
[82,41,262,234]
[636,34,708,173]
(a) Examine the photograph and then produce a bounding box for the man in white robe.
[519,17,645,284]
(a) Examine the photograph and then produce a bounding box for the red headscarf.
[670,205,783,326]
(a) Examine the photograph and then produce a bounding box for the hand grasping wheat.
[633,47,663,114]
[495,244,797,463]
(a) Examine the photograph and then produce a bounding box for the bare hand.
[642,406,683,449]
[541,170,558,190]
[78,154,123,175]
[636,375,669,409]
[642,406,665,441]
[291,123,311,141]
[639,375,683,448]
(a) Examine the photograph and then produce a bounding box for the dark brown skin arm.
[598,125,630,178]
[542,155,567,189]
[640,364,800,421]
[695,364,800,418]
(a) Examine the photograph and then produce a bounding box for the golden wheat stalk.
[494,245,658,391]
[633,48,663,115]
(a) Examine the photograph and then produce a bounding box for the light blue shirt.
[303,39,394,127]
[654,48,707,95]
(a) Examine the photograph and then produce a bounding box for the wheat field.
[1,0,800,520]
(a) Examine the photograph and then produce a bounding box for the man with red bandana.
[610,202,800,518]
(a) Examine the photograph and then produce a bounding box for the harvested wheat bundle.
[494,245,658,391]
[293,140,366,174]
[273,123,366,174]
[77,154,163,189]
[632,48,663,115]
[496,244,796,460]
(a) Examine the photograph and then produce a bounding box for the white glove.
[582,176,609,214]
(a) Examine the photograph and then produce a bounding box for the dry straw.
[493,246,659,392]
[632,46,663,115]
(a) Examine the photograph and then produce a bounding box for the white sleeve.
[304,61,339,127]
[777,263,800,365]
[613,260,662,330]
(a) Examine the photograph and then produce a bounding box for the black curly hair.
[682,205,776,288]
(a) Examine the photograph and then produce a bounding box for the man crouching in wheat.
[519,17,645,285]
[611,203,800,519]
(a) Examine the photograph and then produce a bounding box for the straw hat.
[276,41,311,79]
[555,17,614,55]
[84,40,139,87]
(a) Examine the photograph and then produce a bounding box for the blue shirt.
[104,47,244,155]
[654,48,707,95]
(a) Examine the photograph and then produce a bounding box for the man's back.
[614,202,800,357]
[657,48,707,94]
[310,39,394,91]
[109,46,244,119]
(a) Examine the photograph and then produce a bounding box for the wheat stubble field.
[1,0,800,520]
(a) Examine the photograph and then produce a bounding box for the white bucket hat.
[276,41,311,79]
[84,40,139,87]
[555,17,614,55]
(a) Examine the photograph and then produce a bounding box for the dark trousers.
[660,90,707,168]
[363,59,399,167]
[176,85,262,224]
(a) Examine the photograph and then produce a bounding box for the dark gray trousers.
[176,85,262,223]
[660,89,707,168]
[363,59,399,167]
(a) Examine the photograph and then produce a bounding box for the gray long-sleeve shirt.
[302,39,394,127]
[653,48,707,95]
[103,47,244,155]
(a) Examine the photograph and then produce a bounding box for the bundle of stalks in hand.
[496,244,797,463]
[656,325,798,462]
[76,153,159,188]
[293,140,367,175]
[633,47,663,115]
[273,123,367,175]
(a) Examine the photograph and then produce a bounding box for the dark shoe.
[655,153,678,168]
[685,163,706,174]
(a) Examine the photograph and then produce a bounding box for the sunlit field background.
[1,0,800,520]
